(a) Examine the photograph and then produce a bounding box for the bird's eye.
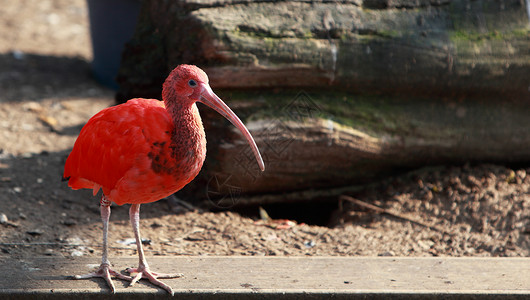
[188,79,197,87]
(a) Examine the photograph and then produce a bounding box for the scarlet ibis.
[63,65,264,294]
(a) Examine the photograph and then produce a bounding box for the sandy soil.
[0,0,528,262]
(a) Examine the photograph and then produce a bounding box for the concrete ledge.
[1,256,528,299]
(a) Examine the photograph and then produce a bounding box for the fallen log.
[115,0,530,203]
[179,90,530,203]
[117,0,530,99]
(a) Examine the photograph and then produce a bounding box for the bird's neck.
[172,103,205,143]
[165,96,207,166]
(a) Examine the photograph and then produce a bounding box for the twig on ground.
[339,195,454,236]
[166,194,199,213]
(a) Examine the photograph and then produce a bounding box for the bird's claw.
[72,263,132,293]
[126,266,183,295]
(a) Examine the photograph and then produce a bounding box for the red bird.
[63,65,264,294]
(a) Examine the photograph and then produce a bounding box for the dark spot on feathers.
[62,176,70,182]
[149,141,176,174]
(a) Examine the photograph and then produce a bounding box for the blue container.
[87,0,141,89]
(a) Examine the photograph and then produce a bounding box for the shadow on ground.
[0,52,110,103]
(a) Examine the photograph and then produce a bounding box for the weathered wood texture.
[116,0,530,202]
[117,0,530,98]
[186,93,530,202]
[1,256,529,299]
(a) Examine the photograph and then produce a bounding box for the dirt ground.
[0,0,528,262]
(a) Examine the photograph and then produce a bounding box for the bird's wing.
[63,98,173,198]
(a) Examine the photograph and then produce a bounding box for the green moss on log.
[216,89,478,142]
[450,28,530,42]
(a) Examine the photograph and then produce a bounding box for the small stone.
[304,240,316,248]
[65,236,83,246]
[38,115,59,129]
[70,250,84,257]
[0,213,8,224]
[22,101,43,112]
[150,222,163,228]
[117,238,136,245]
[44,249,54,256]
[516,169,526,183]
[12,50,25,60]
[26,229,43,236]
[0,213,18,227]
[378,251,395,257]
[62,219,77,226]
[117,238,151,245]
[21,123,34,131]
[417,240,434,250]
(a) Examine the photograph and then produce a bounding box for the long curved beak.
[198,83,265,172]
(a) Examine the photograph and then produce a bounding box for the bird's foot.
[72,263,132,293]
[126,266,183,295]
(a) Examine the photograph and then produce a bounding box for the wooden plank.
[0,256,528,299]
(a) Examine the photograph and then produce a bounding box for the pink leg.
[126,204,183,295]
[73,195,132,292]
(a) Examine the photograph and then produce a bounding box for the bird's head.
[163,64,209,101]
[163,64,265,172]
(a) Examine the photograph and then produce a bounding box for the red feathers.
[64,64,262,207]
[63,98,205,206]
